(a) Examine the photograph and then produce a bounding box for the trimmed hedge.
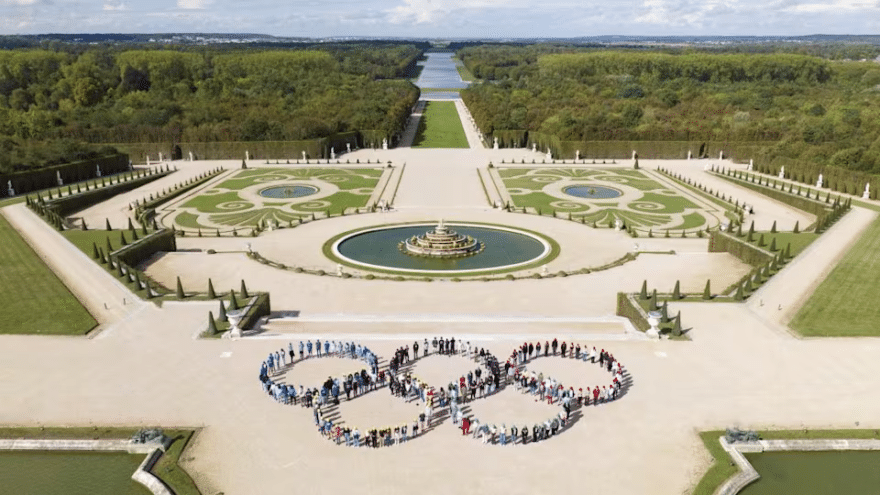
[490,136,767,161]
[616,292,650,332]
[708,231,774,266]
[713,172,829,227]
[111,229,177,267]
[2,153,130,197]
[108,132,388,162]
[43,169,173,217]
[239,292,271,331]
[135,168,224,224]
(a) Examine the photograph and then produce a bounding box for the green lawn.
[455,62,475,82]
[412,101,469,148]
[790,216,880,336]
[0,214,97,335]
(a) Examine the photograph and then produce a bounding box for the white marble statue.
[159,152,163,162]
[382,138,388,150]
[330,147,336,160]
[128,160,133,170]
[748,159,753,171]
[687,150,692,160]
[632,150,637,160]
[864,183,871,200]
[146,156,150,166]
[56,171,63,186]
[719,151,724,160]
[346,143,351,153]
[336,264,344,277]
[493,137,499,150]
[546,149,552,160]
[189,151,194,162]
[7,181,14,197]
[615,219,623,230]
[704,163,711,171]
[575,150,580,160]
[778,166,785,179]
[96,165,102,177]
[532,143,537,152]
[245,151,250,161]
[816,174,824,188]
[302,151,307,161]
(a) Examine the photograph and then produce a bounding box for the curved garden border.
[326,222,554,276]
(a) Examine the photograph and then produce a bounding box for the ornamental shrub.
[176,276,185,299]
[703,280,711,300]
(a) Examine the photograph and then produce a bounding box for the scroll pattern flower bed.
[169,167,384,230]
[498,167,723,232]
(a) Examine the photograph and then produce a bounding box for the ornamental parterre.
[258,337,628,447]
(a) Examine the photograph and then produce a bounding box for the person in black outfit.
[552,338,558,355]
[413,341,419,358]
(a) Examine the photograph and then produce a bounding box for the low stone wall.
[0,438,174,495]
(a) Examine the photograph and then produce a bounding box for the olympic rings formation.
[257,338,630,448]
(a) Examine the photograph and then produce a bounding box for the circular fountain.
[400,220,484,258]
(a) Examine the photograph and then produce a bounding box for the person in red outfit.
[462,416,471,435]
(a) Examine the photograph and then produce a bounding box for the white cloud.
[103,0,125,10]
[386,0,509,24]
[784,0,878,12]
[0,0,45,5]
[177,0,211,9]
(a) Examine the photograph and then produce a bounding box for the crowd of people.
[256,337,628,448]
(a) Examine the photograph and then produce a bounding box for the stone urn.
[646,311,662,340]
[227,309,244,338]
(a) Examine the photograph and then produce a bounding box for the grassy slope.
[790,215,880,336]
[0,214,96,335]
[412,101,469,148]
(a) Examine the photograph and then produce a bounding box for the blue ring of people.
[258,337,628,447]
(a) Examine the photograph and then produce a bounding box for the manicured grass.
[0,214,97,335]
[692,429,880,495]
[790,216,880,336]
[0,451,150,495]
[412,101,469,148]
[0,427,201,495]
[455,60,475,82]
[743,451,880,494]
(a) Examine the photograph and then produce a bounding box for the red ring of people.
[258,337,628,447]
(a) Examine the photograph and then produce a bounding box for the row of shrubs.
[135,167,226,224]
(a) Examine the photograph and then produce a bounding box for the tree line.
[0,44,422,173]
[459,45,880,174]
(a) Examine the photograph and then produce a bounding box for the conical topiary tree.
[105,218,112,231]
[661,301,669,323]
[703,280,711,300]
[207,279,216,299]
[240,280,249,299]
[650,289,658,311]
[672,312,682,336]
[793,221,799,234]
[207,311,218,335]
[229,290,239,310]
[785,243,791,259]
[120,231,128,246]
[737,222,743,237]
[92,242,99,259]
[127,218,134,231]
[82,218,88,230]
[747,221,755,242]
[218,299,228,322]
[769,237,777,252]
[639,280,648,301]
[744,276,753,292]
[145,281,153,299]
[176,276,185,299]
[141,222,148,236]
[757,233,765,247]
[734,283,744,301]
[770,221,777,233]
[106,236,114,254]
[672,280,681,300]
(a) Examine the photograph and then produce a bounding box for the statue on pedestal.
[146,156,150,166]
[96,165,102,177]
[159,152,163,162]
[864,183,871,200]
[346,143,351,153]
[189,151,194,162]
[302,151,307,161]
[330,147,336,160]
[747,159,753,171]
[687,150,692,160]
[7,181,14,197]
[532,143,537,152]
[56,171,63,186]
[382,138,388,150]
[632,150,637,160]
[546,149,552,160]
[719,151,724,160]
[778,166,785,179]
[493,137,499,150]
[816,174,824,188]
[245,151,250,161]
[575,150,580,160]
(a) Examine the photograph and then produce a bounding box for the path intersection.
[2,95,880,495]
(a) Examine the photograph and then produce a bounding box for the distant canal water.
[415,52,469,90]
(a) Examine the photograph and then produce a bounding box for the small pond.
[563,185,623,199]
[259,185,318,199]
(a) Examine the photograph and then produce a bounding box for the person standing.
[561,341,567,357]
[413,340,419,359]
[544,341,550,356]
[462,416,471,435]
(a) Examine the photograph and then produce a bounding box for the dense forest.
[459,45,880,174]
[0,43,422,173]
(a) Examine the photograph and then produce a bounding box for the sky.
[1,0,880,37]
